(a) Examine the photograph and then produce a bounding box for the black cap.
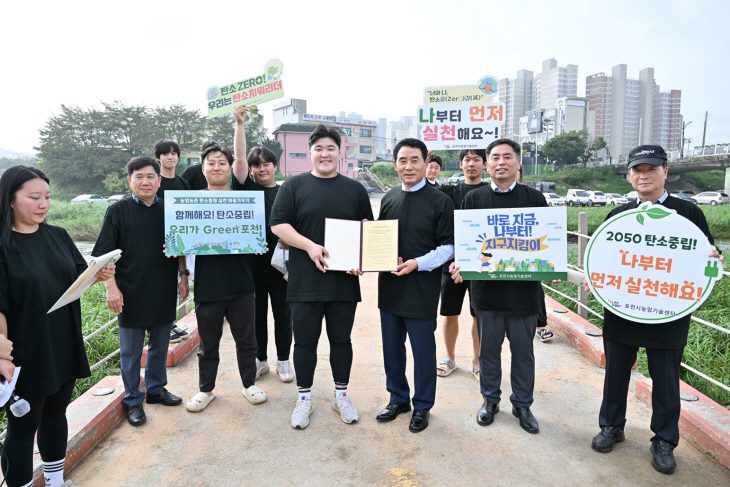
[627,145,667,169]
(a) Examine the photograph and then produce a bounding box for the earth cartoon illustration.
[206,86,220,101]
[265,58,284,81]
[478,76,498,96]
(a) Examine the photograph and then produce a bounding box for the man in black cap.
[591,144,724,475]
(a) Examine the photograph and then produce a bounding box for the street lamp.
[680,121,693,158]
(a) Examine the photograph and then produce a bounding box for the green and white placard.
[584,203,723,323]
[164,190,266,256]
[454,207,567,281]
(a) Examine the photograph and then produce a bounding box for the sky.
[2,0,729,155]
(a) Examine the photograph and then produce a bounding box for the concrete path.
[69,195,730,486]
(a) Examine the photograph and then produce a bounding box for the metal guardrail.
[85,296,193,371]
[546,216,730,394]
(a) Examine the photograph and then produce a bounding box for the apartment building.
[499,59,578,141]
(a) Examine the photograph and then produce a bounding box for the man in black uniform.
[271,124,373,429]
[375,138,454,433]
[231,107,293,383]
[181,141,220,190]
[155,139,191,196]
[94,157,189,426]
[153,139,192,344]
[436,149,486,380]
[590,145,724,475]
[450,138,547,435]
[425,153,442,187]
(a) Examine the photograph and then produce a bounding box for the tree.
[261,136,283,162]
[429,150,459,168]
[541,130,588,169]
[587,136,607,163]
[36,104,136,192]
[103,172,130,194]
[205,111,271,157]
[36,101,275,193]
[152,105,206,153]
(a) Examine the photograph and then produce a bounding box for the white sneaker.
[255,359,270,379]
[332,394,359,424]
[276,360,294,382]
[291,398,313,429]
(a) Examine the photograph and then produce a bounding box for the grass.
[564,205,730,240]
[47,201,108,241]
[523,166,633,196]
[545,230,730,409]
[683,170,727,192]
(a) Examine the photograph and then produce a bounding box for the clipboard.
[48,249,122,314]
[323,219,398,272]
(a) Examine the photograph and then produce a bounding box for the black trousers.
[380,311,437,411]
[537,287,547,327]
[2,380,75,487]
[599,338,684,446]
[289,301,357,389]
[254,279,292,362]
[195,292,257,391]
[476,309,538,408]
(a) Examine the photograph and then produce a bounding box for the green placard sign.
[205,58,284,118]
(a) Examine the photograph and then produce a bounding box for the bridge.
[611,147,730,193]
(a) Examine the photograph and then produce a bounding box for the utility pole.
[680,121,693,158]
[701,111,708,148]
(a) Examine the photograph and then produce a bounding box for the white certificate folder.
[48,249,122,314]
[323,219,398,272]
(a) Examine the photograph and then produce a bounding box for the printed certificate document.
[324,219,398,272]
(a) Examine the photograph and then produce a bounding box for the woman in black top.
[0,166,114,487]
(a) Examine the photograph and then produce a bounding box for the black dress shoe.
[512,406,539,434]
[591,426,625,453]
[650,439,676,475]
[477,400,499,426]
[409,409,430,433]
[376,403,411,422]
[146,388,183,406]
[127,404,146,426]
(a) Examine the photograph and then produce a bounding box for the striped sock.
[334,382,348,399]
[298,388,311,401]
[43,458,65,487]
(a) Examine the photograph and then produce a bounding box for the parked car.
[565,189,590,207]
[71,194,108,204]
[672,190,695,196]
[670,193,698,205]
[366,187,375,194]
[606,193,629,205]
[448,173,465,183]
[543,193,565,206]
[586,191,607,206]
[106,194,127,203]
[624,191,638,200]
[692,191,729,205]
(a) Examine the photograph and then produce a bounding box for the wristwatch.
[179,269,190,277]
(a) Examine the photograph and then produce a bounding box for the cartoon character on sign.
[478,76,498,96]
[207,86,220,101]
[478,251,493,273]
[264,58,283,81]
